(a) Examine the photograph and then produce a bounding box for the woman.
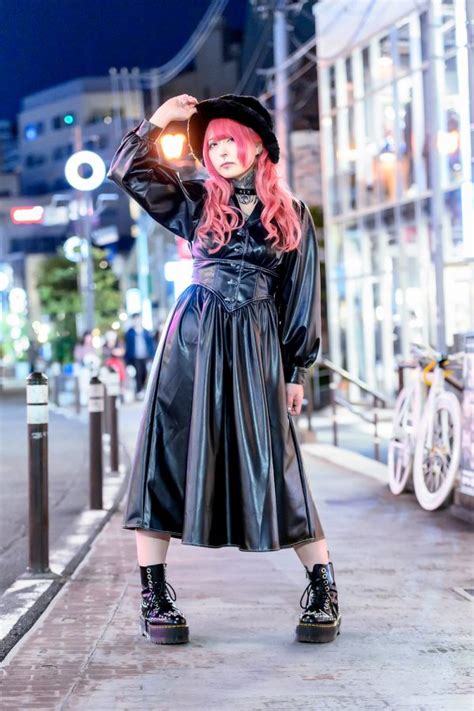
[107,93,341,646]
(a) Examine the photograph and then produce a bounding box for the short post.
[89,375,104,509]
[74,375,81,414]
[53,374,61,407]
[107,367,120,474]
[100,366,111,436]
[329,372,338,447]
[397,363,404,394]
[373,395,380,462]
[306,370,314,433]
[27,372,50,574]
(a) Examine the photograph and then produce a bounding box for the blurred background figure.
[124,313,155,399]
[73,331,101,404]
[103,329,126,388]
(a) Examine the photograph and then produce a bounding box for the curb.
[0,456,129,663]
[301,442,388,484]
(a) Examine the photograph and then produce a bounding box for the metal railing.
[299,358,394,462]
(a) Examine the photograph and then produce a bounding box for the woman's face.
[207,136,262,180]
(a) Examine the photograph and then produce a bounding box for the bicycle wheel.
[388,385,419,495]
[413,391,461,510]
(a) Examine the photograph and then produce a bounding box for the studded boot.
[139,563,189,644]
[295,561,341,643]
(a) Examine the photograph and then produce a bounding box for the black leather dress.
[107,118,325,552]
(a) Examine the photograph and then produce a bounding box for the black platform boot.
[139,563,189,644]
[295,561,341,643]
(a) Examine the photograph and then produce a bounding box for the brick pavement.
[0,453,472,710]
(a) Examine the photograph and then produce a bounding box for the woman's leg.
[136,529,171,565]
[293,537,329,569]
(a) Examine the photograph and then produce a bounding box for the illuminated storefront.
[314,0,473,395]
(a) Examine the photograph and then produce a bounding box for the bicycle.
[388,343,463,510]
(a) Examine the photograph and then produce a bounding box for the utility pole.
[251,0,295,189]
[426,0,447,351]
[273,0,293,188]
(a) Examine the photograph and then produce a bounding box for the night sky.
[0,0,247,124]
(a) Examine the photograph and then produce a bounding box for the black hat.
[187,94,280,165]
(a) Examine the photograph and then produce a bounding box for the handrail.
[321,358,392,406]
[300,359,395,462]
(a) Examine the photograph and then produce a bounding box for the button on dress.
[107,118,325,552]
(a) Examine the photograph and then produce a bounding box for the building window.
[52,143,73,161]
[396,23,411,72]
[25,153,46,167]
[24,121,44,141]
[329,65,336,110]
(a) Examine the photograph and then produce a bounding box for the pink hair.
[195,117,302,254]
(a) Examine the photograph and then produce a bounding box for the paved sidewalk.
[0,452,472,710]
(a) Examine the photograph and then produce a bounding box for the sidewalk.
[1,450,472,710]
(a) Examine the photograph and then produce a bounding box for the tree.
[37,247,121,363]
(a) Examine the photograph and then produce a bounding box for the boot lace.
[299,568,332,612]
[150,580,177,605]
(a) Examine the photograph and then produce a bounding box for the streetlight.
[64,150,107,333]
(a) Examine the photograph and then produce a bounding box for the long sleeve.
[275,201,322,386]
[106,118,206,241]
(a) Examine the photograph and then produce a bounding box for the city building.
[18,77,141,195]
[314,0,473,395]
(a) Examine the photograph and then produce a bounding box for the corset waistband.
[191,258,279,311]
[192,257,279,278]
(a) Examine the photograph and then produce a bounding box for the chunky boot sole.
[139,616,190,644]
[295,615,341,643]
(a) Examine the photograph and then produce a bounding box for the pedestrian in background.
[103,329,126,389]
[124,313,155,399]
[108,93,341,646]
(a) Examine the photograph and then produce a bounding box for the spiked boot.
[295,561,341,643]
[139,563,189,644]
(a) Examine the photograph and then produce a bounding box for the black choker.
[233,186,257,196]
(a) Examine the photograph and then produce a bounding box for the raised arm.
[275,201,322,386]
[106,95,205,241]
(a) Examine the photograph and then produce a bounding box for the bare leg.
[293,537,329,569]
[136,529,171,565]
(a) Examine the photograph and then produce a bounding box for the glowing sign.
[10,206,44,224]
[64,150,106,191]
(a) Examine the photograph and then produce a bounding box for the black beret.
[187,94,280,165]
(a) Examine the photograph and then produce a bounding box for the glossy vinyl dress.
[107,118,325,552]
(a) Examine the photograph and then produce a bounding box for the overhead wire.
[233,15,273,94]
[140,0,229,87]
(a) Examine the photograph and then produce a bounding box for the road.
[0,393,141,595]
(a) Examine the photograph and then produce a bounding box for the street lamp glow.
[160,133,186,160]
[64,150,106,191]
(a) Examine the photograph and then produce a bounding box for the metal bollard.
[107,367,120,474]
[100,366,111,436]
[26,372,50,574]
[74,375,81,414]
[89,376,104,509]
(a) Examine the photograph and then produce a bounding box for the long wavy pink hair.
[195,117,302,255]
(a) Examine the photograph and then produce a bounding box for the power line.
[141,0,229,86]
[233,16,273,94]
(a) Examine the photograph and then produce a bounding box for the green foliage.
[37,247,121,363]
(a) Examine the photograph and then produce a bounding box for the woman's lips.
[221,162,234,167]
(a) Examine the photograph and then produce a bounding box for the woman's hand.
[149,95,198,128]
[286,383,304,416]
